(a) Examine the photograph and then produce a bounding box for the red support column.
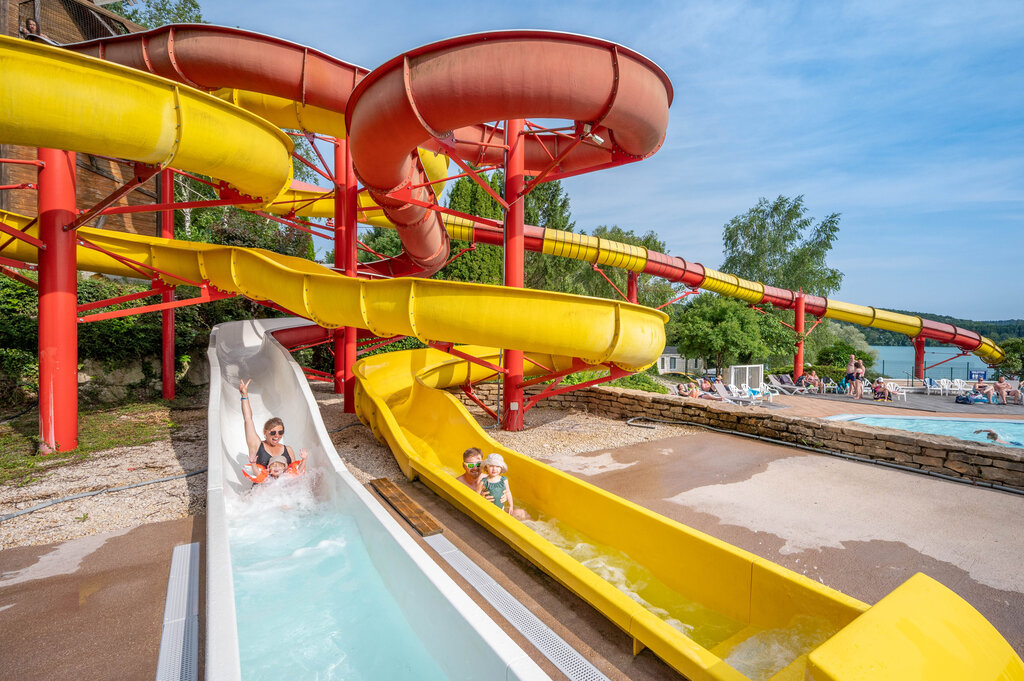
[159,169,175,400]
[913,335,926,380]
[37,149,78,453]
[501,119,526,431]
[627,271,638,304]
[333,139,358,411]
[793,292,806,379]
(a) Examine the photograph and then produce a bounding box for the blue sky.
[199,0,1024,320]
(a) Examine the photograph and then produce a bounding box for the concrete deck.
[0,516,204,680]
[2,399,1021,679]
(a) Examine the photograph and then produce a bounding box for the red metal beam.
[0,158,45,167]
[77,237,203,287]
[0,219,46,250]
[77,284,234,323]
[0,216,40,255]
[66,163,160,231]
[925,351,969,371]
[0,265,38,289]
[357,335,407,355]
[461,383,498,421]
[0,183,37,191]
[657,288,699,310]
[76,283,169,313]
[428,342,509,375]
[523,364,632,413]
[591,263,630,302]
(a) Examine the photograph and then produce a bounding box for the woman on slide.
[239,379,307,481]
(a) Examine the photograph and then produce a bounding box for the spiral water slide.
[68,25,1004,365]
[2,32,1020,681]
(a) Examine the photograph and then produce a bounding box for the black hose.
[329,422,362,433]
[1,402,38,425]
[626,415,1024,497]
[0,468,208,523]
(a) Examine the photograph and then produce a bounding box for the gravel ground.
[0,381,696,550]
[0,404,207,550]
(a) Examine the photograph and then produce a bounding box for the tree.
[816,341,875,370]
[996,338,1024,378]
[437,174,504,284]
[721,195,843,297]
[667,295,770,374]
[108,0,203,28]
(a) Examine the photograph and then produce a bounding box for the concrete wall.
[451,383,1024,492]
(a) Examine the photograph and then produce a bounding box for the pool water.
[830,416,1024,447]
[227,478,449,681]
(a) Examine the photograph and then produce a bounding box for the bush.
[0,275,281,367]
[0,348,37,408]
[815,342,874,370]
[562,368,668,394]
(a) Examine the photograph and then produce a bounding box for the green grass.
[0,400,180,487]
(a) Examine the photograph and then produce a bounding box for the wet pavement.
[1,417,1021,680]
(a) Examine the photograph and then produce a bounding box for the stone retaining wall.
[450,383,1024,491]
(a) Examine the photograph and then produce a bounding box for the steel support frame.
[501,119,526,430]
[37,148,78,453]
[159,168,176,399]
[334,138,359,410]
[77,283,234,323]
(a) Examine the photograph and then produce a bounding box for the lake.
[868,345,996,381]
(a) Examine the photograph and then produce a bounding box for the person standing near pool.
[852,360,866,400]
[845,355,857,395]
[239,379,308,471]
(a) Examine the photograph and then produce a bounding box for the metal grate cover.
[425,534,610,681]
[156,542,200,681]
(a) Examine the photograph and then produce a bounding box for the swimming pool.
[828,415,1024,448]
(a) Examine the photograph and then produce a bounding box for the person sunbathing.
[972,378,995,402]
[872,378,892,401]
[993,376,1019,405]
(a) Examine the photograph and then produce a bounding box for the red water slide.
[69,27,672,276]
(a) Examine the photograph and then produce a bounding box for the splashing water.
[524,513,744,648]
[724,616,836,681]
[227,479,449,681]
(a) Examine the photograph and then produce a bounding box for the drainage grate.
[425,534,610,681]
[156,542,200,681]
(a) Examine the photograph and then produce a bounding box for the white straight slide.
[205,318,550,681]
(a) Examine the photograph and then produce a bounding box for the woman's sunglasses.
[268,429,284,436]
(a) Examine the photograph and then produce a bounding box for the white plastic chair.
[923,378,941,395]
[937,378,953,396]
[821,377,841,394]
[758,382,778,403]
[951,378,969,396]
[734,383,763,404]
[886,382,907,402]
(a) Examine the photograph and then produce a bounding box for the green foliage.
[721,195,843,297]
[815,341,875,370]
[0,275,274,367]
[561,369,668,394]
[668,295,771,373]
[107,0,204,27]
[357,226,403,263]
[997,338,1024,378]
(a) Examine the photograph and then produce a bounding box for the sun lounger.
[768,374,807,395]
[714,382,754,405]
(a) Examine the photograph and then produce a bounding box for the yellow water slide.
[2,36,1021,681]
